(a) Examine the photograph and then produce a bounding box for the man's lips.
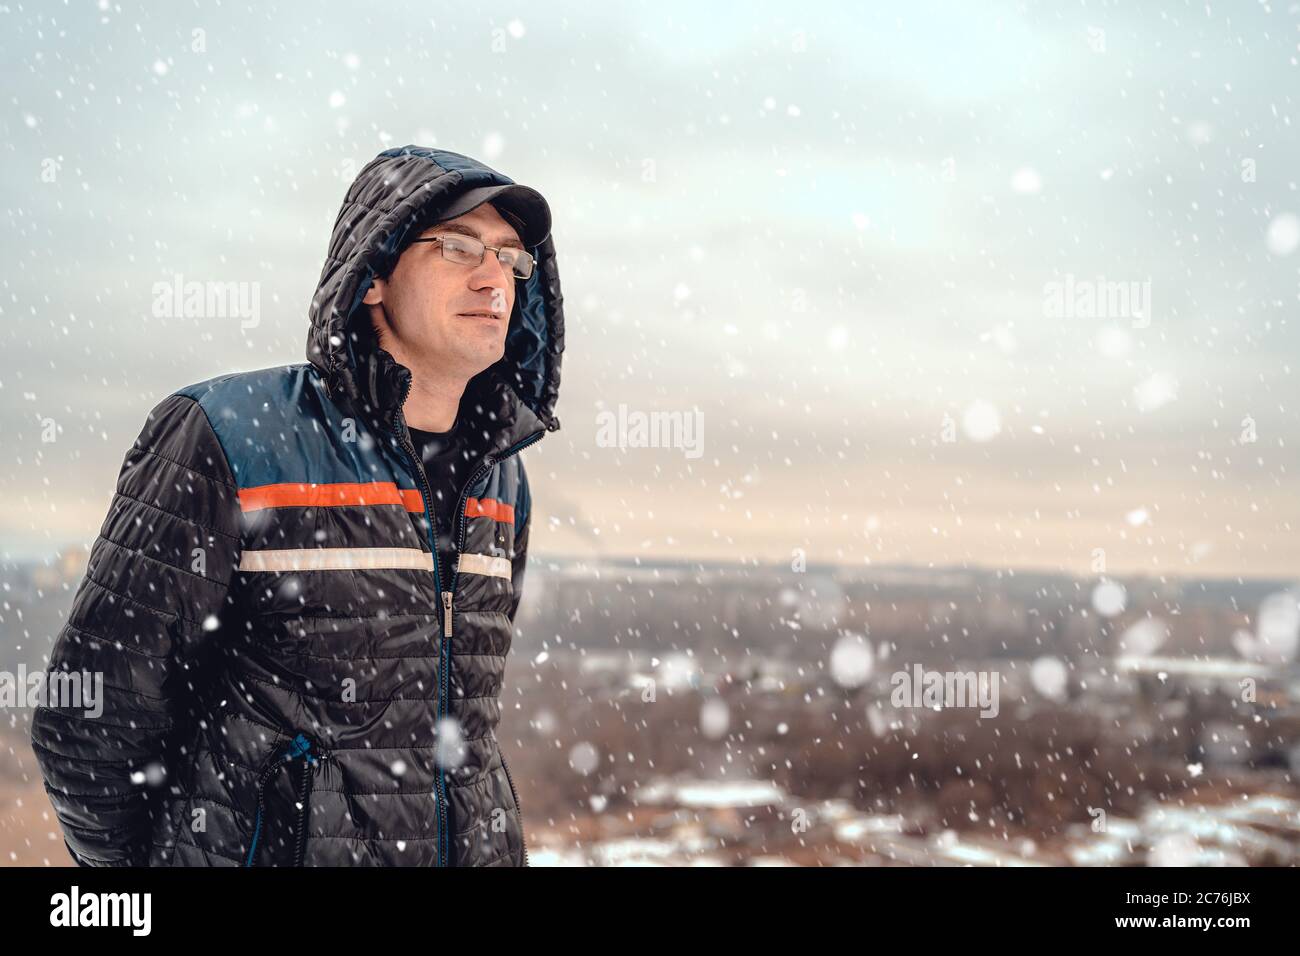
[458,311,503,320]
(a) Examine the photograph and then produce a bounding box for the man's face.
[363,202,521,378]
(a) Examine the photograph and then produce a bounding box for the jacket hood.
[306,145,564,450]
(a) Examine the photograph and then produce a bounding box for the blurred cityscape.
[1,547,1297,866]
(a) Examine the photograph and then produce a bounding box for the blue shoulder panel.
[173,363,412,490]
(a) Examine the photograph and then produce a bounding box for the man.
[29,145,564,867]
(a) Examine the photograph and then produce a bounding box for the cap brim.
[433,183,552,248]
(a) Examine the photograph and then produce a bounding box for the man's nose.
[469,255,513,307]
[470,252,511,284]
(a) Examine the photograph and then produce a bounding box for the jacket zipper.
[292,754,313,866]
[389,379,452,867]
[391,376,544,867]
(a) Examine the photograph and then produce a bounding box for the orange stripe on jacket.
[239,481,425,513]
[465,497,514,524]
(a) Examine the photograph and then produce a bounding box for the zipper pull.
[441,590,453,638]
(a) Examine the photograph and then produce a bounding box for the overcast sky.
[3,1,1299,578]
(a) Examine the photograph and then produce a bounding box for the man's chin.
[459,342,507,377]
[396,338,503,379]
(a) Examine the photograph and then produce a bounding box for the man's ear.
[362,276,387,305]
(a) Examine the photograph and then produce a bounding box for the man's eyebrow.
[432,222,525,249]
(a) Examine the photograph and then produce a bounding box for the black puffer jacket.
[29,146,564,867]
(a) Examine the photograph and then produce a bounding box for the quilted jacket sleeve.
[508,461,531,626]
[29,393,242,866]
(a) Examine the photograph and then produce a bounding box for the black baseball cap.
[432,183,552,248]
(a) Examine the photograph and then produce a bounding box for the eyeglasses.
[408,234,535,280]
